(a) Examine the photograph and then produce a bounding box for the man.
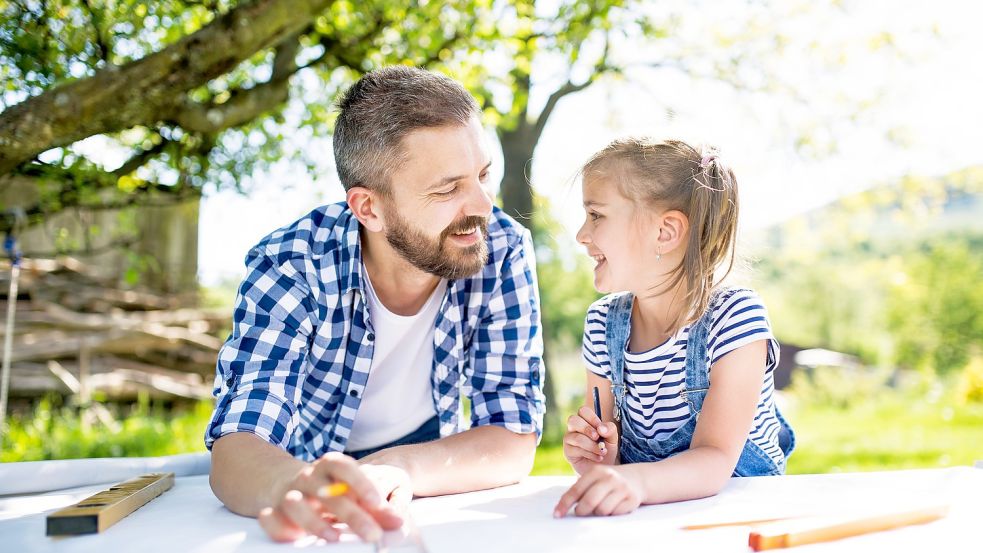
[205,66,545,543]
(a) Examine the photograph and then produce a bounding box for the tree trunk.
[498,124,538,237]
[497,121,566,442]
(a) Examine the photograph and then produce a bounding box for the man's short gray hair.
[333,66,480,195]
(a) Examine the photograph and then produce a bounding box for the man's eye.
[479,172,489,182]
[435,187,456,196]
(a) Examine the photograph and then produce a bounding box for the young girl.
[553,138,794,518]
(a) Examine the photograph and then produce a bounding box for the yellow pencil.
[316,482,350,498]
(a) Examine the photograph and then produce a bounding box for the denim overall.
[605,292,795,476]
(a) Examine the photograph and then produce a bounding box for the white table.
[1,456,980,552]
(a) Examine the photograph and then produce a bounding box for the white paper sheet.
[1,465,981,552]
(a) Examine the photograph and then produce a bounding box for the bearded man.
[205,66,545,543]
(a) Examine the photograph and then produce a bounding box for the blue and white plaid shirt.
[205,202,545,461]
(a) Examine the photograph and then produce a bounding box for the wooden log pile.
[1,257,229,403]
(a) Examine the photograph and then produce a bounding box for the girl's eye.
[589,211,602,221]
[479,171,489,182]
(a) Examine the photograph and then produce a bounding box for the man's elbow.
[503,431,538,483]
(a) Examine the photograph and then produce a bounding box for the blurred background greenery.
[1,0,981,473]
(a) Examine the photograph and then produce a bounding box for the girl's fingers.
[566,414,598,441]
[574,482,616,517]
[594,488,628,517]
[563,433,606,461]
[598,421,618,443]
[553,470,603,518]
[611,497,638,516]
[577,405,603,430]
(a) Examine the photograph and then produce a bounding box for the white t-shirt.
[344,269,446,452]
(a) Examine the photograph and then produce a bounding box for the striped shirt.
[583,288,785,465]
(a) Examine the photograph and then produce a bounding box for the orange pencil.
[747,505,949,551]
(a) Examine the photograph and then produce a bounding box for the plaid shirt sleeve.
[468,229,546,440]
[204,247,316,451]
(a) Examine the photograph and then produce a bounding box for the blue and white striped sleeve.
[204,248,316,451]
[468,229,546,439]
[706,289,779,374]
[582,299,611,378]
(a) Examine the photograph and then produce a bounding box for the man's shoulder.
[485,207,532,260]
[250,202,355,262]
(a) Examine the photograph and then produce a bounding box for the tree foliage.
[752,166,983,375]
[0,0,488,232]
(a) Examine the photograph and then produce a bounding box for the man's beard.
[385,210,489,280]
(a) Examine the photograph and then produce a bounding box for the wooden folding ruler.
[46,472,175,536]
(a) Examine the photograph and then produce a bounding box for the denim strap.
[604,293,633,422]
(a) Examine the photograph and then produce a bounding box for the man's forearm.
[209,432,308,516]
[360,426,537,497]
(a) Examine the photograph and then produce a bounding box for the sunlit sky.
[183,1,983,285]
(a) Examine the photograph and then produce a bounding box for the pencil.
[316,482,350,498]
[747,505,949,551]
[681,517,791,530]
[592,386,606,454]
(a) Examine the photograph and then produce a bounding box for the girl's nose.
[576,222,590,245]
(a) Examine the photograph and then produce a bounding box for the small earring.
[656,249,662,261]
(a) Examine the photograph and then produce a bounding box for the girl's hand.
[563,405,619,475]
[552,464,643,518]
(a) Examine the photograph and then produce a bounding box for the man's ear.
[347,187,385,233]
[657,210,689,253]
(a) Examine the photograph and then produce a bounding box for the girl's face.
[576,176,664,294]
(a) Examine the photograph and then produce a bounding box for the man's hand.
[257,452,404,543]
[358,462,414,513]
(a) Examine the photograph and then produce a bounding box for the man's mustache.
[442,215,489,238]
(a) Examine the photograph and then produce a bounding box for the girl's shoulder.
[710,286,766,309]
[703,286,773,336]
[585,292,633,323]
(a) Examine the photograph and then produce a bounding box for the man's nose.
[465,179,493,218]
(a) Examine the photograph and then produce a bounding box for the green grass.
[532,444,574,475]
[531,380,983,476]
[5,382,981,476]
[783,388,983,474]
[0,396,210,462]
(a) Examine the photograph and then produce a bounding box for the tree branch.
[80,0,112,63]
[112,138,173,177]
[532,31,614,142]
[0,0,333,175]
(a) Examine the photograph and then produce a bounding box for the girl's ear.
[347,187,385,233]
[657,210,689,253]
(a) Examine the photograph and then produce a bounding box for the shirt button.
[349,389,359,398]
[366,332,375,341]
